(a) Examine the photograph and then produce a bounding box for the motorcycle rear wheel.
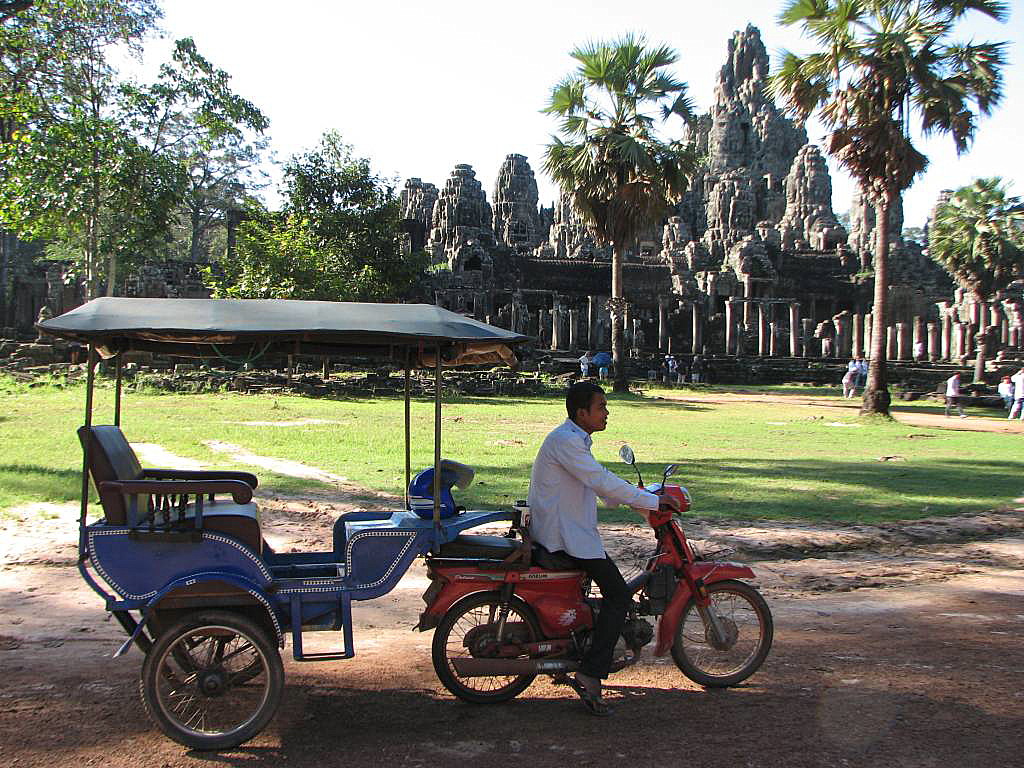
[432,591,541,704]
[671,580,772,688]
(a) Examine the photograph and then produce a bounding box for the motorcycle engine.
[621,617,654,650]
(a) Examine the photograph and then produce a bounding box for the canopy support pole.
[404,347,411,510]
[114,354,123,427]
[79,345,97,530]
[432,344,442,532]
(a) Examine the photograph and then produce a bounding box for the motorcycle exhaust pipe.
[450,657,580,677]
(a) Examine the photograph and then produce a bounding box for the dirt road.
[1,495,1022,767]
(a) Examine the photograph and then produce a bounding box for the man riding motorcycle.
[527,381,681,715]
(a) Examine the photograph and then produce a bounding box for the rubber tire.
[140,610,284,750]
[670,580,773,688]
[432,591,541,704]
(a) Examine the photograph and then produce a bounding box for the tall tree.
[0,0,164,298]
[542,35,698,392]
[119,38,270,264]
[206,132,427,302]
[769,0,1008,415]
[930,177,1024,380]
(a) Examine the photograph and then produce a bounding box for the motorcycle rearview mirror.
[619,445,635,465]
[619,444,643,487]
[663,463,678,481]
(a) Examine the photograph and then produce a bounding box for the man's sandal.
[554,673,614,717]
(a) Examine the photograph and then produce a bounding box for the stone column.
[832,311,850,358]
[568,309,579,351]
[1001,316,1009,346]
[952,321,964,360]
[801,318,816,357]
[851,313,863,359]
[757,303,769,357]
[927,322,939,361]
[769,322,779,357]
[937,301,952,361]
[886,326,897,360]
[788,303,801,357]
[742,278,753,326]
[658,299,668,351]
[691,303,702,355]
[549,308,561,351]
[725,300,738,355]
[896,322,909,360]
[864,312,872,359]
[587,296,598,350]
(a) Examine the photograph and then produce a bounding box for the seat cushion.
[176,501,262,554]
[437,533,519,559]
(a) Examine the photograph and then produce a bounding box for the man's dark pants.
[567,554,630,679]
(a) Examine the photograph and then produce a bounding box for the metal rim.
[153,623,273,739]
[442,600,535,696]
[679,588,765,678]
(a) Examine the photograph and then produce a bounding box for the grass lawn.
[2,374,1021,524]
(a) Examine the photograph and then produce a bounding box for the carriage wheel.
[140,610,283,750]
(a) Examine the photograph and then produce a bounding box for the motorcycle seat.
[531,544,580,572]
[437,534,520,559]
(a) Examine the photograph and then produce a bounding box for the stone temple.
[400,25,1021,365]
[3,24,1021,369]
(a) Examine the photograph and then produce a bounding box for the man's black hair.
[566,381,605,422]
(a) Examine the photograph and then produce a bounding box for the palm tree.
[542,35,698,392]
[768,0,1008,415]
[930,177,1024,381]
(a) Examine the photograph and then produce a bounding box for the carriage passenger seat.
[78,425,263,554]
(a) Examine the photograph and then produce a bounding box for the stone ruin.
[395,23,1024,370]
[6,24,1021,380]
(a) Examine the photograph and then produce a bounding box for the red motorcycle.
[418,447,773,703]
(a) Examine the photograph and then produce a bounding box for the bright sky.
[142,0,1024,227]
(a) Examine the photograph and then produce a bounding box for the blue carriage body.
[84,505,511,660]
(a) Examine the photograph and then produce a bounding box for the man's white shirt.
[1012,371,1024,400]
[527,420,659,560]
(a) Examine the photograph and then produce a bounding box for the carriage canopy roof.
[39,298,529,365]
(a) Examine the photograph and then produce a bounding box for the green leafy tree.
[769,0,1009,415]
[119,38,270,264]
[206,132,427,302]
[542,35,698,392]
[930,177,1024,380]
[0,0,165,298]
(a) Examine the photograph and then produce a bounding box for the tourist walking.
[579,350,592,378]
[666,355,679,386]
[690,354,704,383]
[842,366,857,398]
[945,372,966,418]
[856,357,868,388]
[997,375,1014,411]
[1008,367,1024,420]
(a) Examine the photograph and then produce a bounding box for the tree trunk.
[972,294,990,384]
[861,190,892,416]
[0,230,8,327]
[190,205,203,261]
[610,244,628,393]
[106,251,117,296]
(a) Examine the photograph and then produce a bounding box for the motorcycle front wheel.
[432,591,541,704]
[671,579,773,687]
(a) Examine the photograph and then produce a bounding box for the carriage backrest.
[78,425,144,525]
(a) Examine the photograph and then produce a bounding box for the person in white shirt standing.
[528,381,679,715]
[945,372,966,418]
[1008,367,1024,420]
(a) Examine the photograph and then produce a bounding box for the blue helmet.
[409,460,475,519]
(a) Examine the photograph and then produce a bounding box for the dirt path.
[1,489,1022,767]
[653,391,1024,433]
